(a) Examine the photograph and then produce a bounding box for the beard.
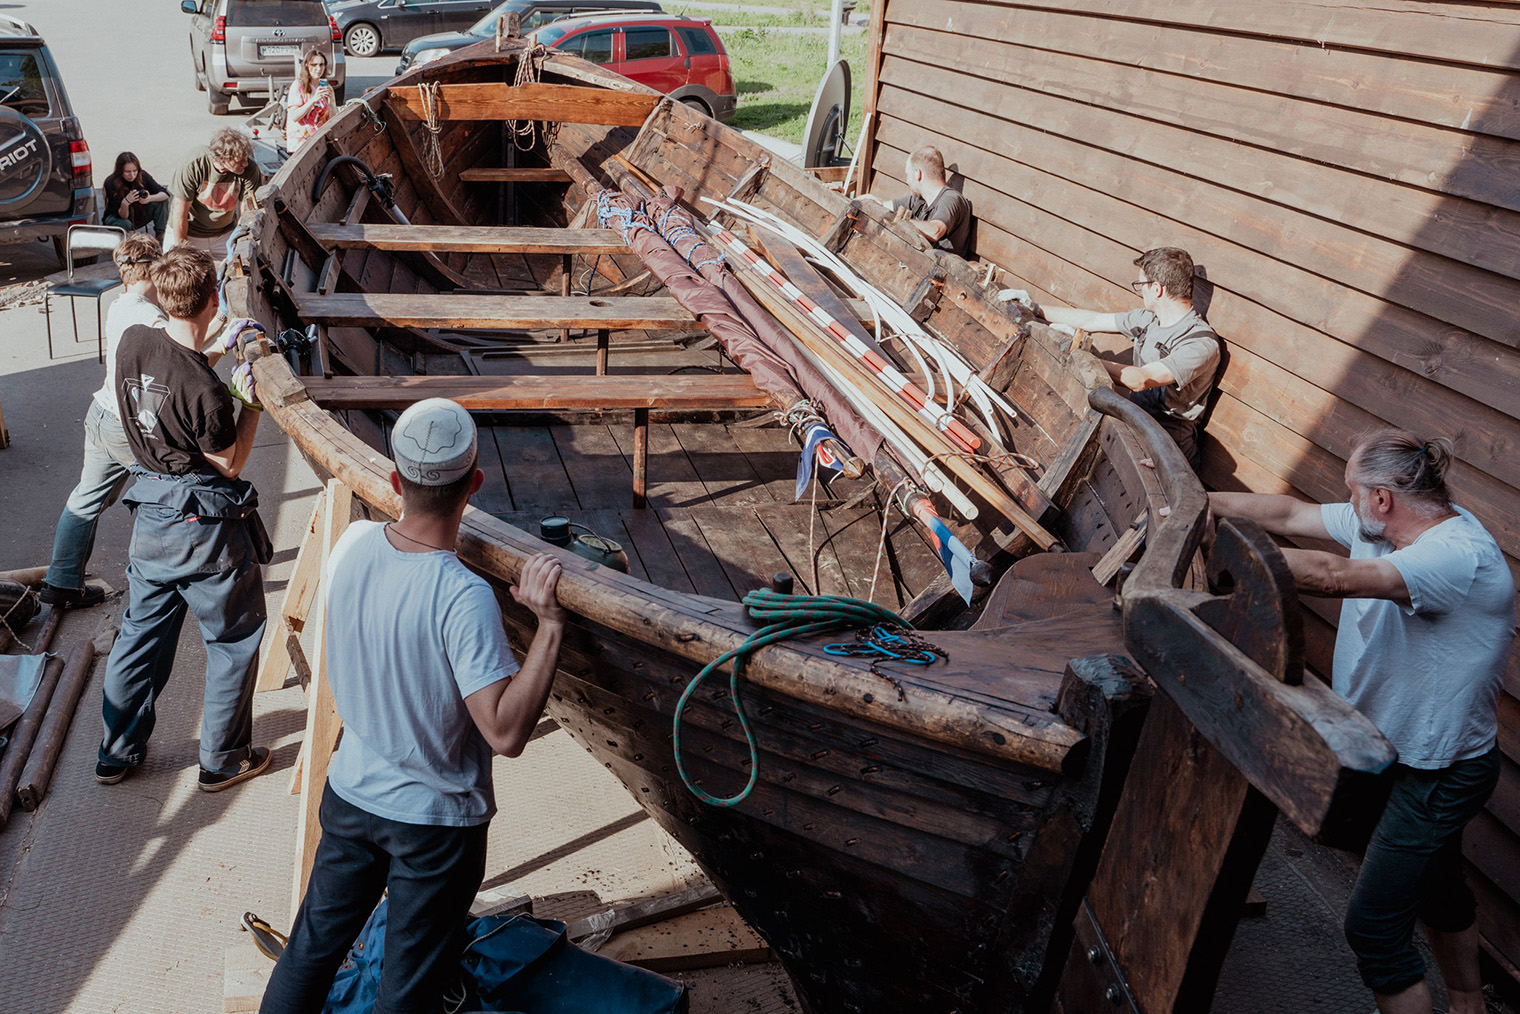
[1354,494,1387,543]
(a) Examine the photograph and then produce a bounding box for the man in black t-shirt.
[863,146,973,257]
[97,247,273,792]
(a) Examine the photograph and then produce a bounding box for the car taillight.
[330,15,341,42]
[69,140,91,184]
[211,15,226,43]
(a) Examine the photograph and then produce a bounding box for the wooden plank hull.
[229,40,1375,1013]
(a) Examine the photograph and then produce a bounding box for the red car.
[529,13,736,121]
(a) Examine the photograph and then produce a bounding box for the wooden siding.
[862,0,1520,977]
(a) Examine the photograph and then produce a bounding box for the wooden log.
[385,82,658,125]
[293,292,697,331]
[255,495,327,693]
[15,606,119,811]
[0,566,47,586]
[0,607,64,829]
[305,223,625,255]
[460,167,573,182]
[300,374,770,412]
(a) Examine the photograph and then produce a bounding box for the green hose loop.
[672,590,911,807]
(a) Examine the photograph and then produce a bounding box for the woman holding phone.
[285,46,336,152]
[101,152,170,236]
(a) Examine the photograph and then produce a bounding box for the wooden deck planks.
[294,293,696,330]
[491,425,577,514]
[305,223,625,255]
[674,422,779,505]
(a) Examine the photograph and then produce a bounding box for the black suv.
[395,0,662,73]
[0,15,97,266]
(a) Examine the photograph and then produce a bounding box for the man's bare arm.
[164,197,191,251]
[1281,549,1410,604]
[1042,305,1124,333]
[201,408,260,480]
[1209,490,1332,541]
[911,217,948,243]
[465,555,566,757]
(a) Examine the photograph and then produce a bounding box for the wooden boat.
[229,38,1392,1013]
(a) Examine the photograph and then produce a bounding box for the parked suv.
[330,0,495,58]
[395,0,663,73]
[183,0,346,115]
[529,13,735,120]
[0,15,97,266]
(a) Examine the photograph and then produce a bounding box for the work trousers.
[1344,746,1500,995]
[260,785,490,1014]
[104,201,169,238]
[45,401,136,592]
[1129,387,1203,472]
[98,499,266,774]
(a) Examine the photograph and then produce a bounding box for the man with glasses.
[999,247,1218,469]
[163,128,262,258]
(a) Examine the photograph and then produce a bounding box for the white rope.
[417,82,446,180]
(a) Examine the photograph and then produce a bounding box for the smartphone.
[319,78,329,90]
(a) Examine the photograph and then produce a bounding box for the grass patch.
[668,3,869,148]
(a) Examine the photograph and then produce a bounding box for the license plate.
[260,44,300,57]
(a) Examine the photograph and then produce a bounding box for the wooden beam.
[460,167,573,183]
[386,82,658,125]
[293,292,697,330]
[301,374,770,411]
[305,222,626,255]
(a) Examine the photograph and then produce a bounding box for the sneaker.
[39,582,106,609]
[198,747,271,792]
[95,760,129,785]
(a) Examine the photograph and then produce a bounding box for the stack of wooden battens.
[857,0,1520,978]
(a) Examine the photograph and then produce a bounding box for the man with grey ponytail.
[1210,429,1514,1014]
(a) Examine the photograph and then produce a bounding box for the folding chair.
[45,224,127,362]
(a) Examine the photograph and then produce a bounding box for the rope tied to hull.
[672,590,937,807]
[416,82,446,180]
[508,43,550,150]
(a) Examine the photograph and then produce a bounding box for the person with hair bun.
[1210,429,1515,1014]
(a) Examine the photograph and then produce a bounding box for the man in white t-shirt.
[1210,429,1515,1014]
[39,236,166,608]
[999,247,1218,470]
[261,398,567,1013]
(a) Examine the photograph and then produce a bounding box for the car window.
[531,22,574,46]
[0,52,51,119]
[519,11,553,31]
[576,29,614,64]
[469,0,532,35]
[226,0,328,26]
[676,26,716,56]
[623,26,672,61]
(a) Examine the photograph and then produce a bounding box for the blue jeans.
[45,401,137,592]
[98,494,267,773]
[104,201,169,236]
[1344,746,1500,994]
[261,785,490,1014]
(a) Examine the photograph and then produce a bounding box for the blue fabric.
[262,786,489,1014]
[793,421,847,501]
[1345,747,1500,994]
[320,899,687,1014]
[45,400,137,592]
[98,474,267,773]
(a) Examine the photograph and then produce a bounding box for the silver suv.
[182,0,347,115]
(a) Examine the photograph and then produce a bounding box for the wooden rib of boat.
[229,42,1391,1013]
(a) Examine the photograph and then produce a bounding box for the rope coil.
[416,82,446,180]
[672,590,931,808]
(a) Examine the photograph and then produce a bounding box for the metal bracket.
[1073,900,1141,1013]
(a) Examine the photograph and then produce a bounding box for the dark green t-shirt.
[170,146,261,237]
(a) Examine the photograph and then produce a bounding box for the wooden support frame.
[299,374,769,411]
[294,292,698,331]
[304,223,625,256]
[385,82,658,125]
[460,167,573,183]
[254,495,327,693]
[289,480,354,914]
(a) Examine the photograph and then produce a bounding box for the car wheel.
[681,97,712,118]
[345,23,381,58]
[209,88,230,115]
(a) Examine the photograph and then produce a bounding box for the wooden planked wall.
[860,0,1520,979]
